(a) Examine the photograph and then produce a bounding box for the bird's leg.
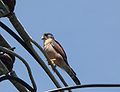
[50,59,56,65]
[47,58,55,65]
[49,59,57,72]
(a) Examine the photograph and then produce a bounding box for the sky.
[0,0,120,92]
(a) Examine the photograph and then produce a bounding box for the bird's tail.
[63,65,81,85]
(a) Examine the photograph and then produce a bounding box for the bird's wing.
[51,40,69,66]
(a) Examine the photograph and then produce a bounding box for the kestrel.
[42,33,81,85]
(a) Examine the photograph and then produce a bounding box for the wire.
[0,46,37,92]
[0,74,34,92]
[0,21,61,88]
[47,84,120,92]
[7,13,61,88]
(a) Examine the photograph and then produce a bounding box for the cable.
[0,21,61,88]
[0,74,34,92]
[8,13,61,88]
[47,84,120,92]
[0,46,37,92]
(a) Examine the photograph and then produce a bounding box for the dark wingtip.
[70,67,76,75]
[73,75,81,85]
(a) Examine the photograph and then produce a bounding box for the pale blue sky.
[1,0,120,92]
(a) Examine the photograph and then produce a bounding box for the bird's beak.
[41,35,45,40]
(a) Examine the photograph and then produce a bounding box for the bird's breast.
[44,44,57,59]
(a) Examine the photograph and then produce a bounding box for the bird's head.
[41,33,54,40]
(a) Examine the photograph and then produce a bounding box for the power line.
[0,46,37,92]
[0,21,61,88]
[47,84,120,92]
[0,74,34,92]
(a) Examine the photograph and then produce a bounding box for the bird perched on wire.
[41,33,81,85]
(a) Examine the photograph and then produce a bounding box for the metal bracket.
[0,0,10,17]
[0,59,9,76]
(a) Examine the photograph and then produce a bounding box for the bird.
[41,33,81,85]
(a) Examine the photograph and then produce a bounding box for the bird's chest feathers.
[44,39,57,59]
